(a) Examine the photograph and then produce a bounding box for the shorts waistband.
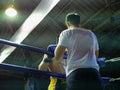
[57,78,66,84]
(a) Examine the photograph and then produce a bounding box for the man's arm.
[51,45,66,73]
[95,50,99,58]
[54,45,66,60]
[38,54,49,71]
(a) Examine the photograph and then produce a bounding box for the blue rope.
[0,38,66,78]
[0,38,108,81]
[0,63,66,78]
[0,38,53,56]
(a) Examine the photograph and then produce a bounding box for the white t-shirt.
[57,28,99,76]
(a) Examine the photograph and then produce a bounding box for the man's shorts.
[48,76,66,90]
[48,77,57,90]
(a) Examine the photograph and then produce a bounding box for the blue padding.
[47,44,67,59]
[0,63,66,79]
[101,77,111,86]
[97,57,106,67]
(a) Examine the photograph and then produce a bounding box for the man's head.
[65,12,80,28]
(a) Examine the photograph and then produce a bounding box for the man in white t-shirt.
[52,12,103,90]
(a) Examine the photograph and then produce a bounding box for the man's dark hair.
[66,12,80,25]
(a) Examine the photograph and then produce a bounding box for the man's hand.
[38,54,49,71]
[38,60,49,71]
[49,57,65,74]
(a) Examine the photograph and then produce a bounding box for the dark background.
[0,0,120,90]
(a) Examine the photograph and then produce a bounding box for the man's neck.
[68,25,80,29]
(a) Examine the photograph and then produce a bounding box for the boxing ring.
[0,38,111,90]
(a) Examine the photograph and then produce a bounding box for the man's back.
[58,28,99,76]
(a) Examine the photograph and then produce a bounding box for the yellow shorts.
[48,77,57,90]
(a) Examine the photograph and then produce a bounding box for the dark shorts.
[54,78,66,90]
[66,68,103,90]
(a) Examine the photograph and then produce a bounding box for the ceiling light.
[0,0,60,62]
[5,7,17,17]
